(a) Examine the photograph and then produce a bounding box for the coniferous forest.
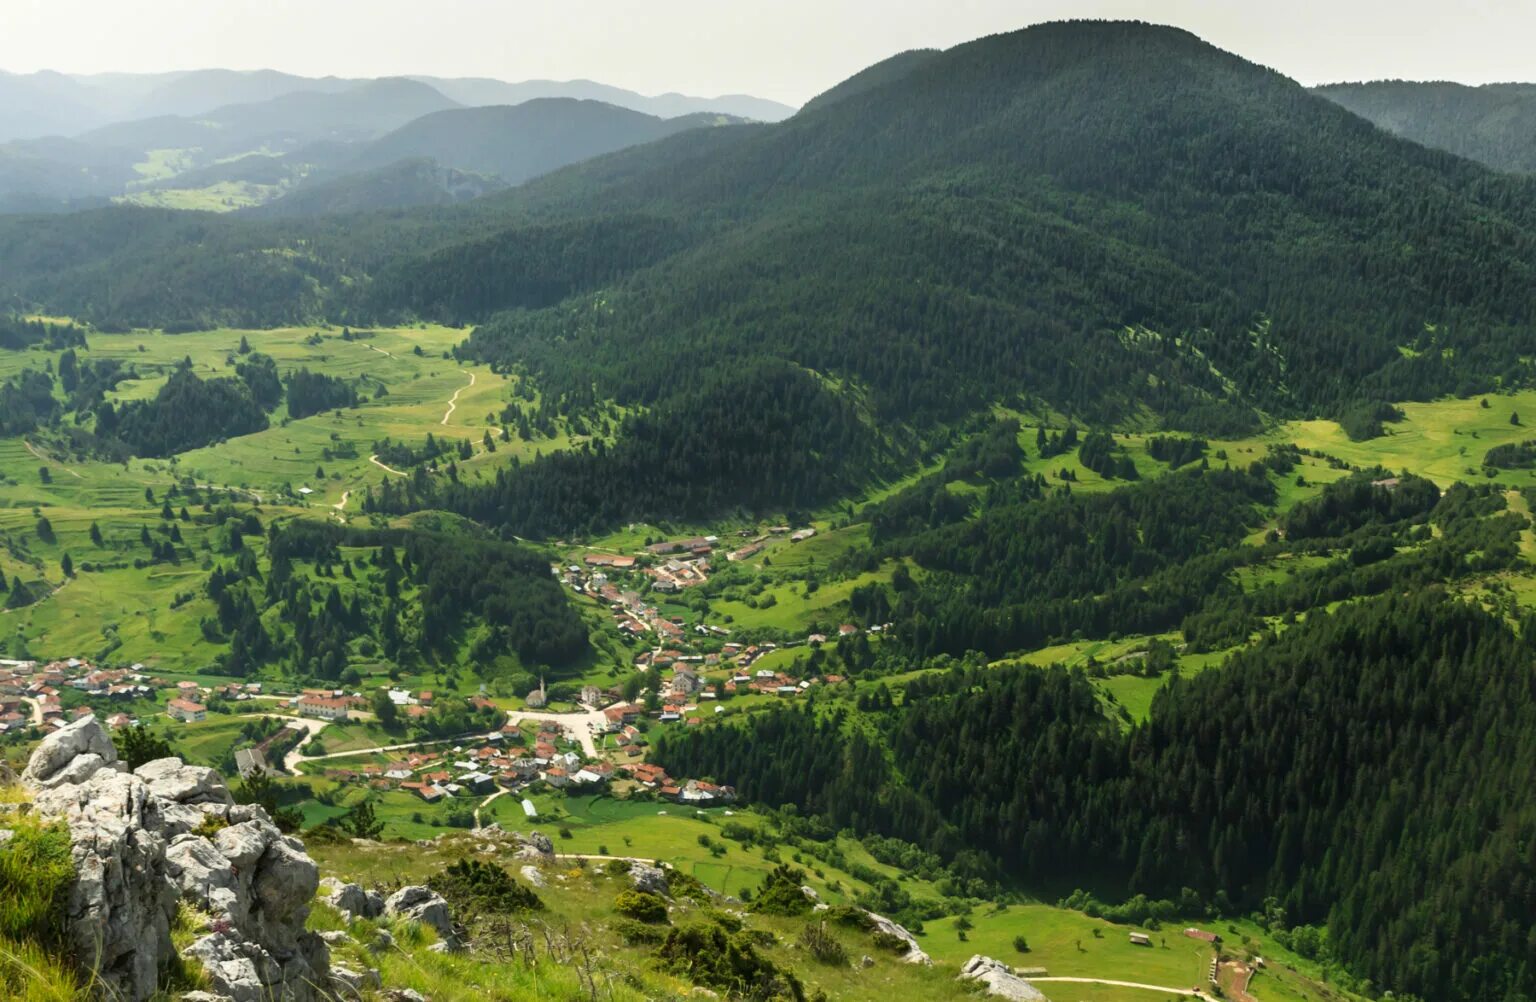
[5,16,1536,1002]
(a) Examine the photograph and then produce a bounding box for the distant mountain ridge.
[345,99,747,186]
[1315,80,1536,172]
[0,68,794,143]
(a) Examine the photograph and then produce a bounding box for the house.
[580,685,604,707]
[402,782,444,803]
[543,767,570,788]
[167,698,207,723]
[1129,933,1152,947]
[297,696,350,721]
[461,772,496,794]
[233,748,268,779]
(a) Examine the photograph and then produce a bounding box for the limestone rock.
[134,757,232,805]
[629,861,671,897]
[22,713,332,1002]
[513,830,555,860]
[318,931,351,945]
[958,955,1048,1001]
[383,990,430,1002]
[322,877,385,920]
[385,886,460,948]
[867,911,931,965]
[520,864,547,888]
[21,714,118,788]
[330,964,382,999]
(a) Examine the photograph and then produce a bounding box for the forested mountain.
[245,159,508,217]
[1316,80,1536,172]
[344,100,745,186]
[0,68,793,145]
[658,593,1536,1002]
[79,78,461,160]
[6,21,1536,533]
[798,49,939,113]
[412,76,796,122]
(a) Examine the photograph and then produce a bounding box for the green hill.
[1316,80,1536,172]
[247,158,509,217]
[346,99,745,185]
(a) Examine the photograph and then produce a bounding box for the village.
[0,656,740,818]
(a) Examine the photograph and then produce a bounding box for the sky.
[3,0,1533,106]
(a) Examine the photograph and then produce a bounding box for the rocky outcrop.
[958,956,1048,1000]
[322,877,385,921]
[867,911,931,965]
[513,830,555,860]
[21,714,332,1002]
[629,861,671,897]
[384,885,462,950]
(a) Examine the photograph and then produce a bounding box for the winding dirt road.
[440,371,476,425]
[368,455,408,477]
[1030,978,1217,1000]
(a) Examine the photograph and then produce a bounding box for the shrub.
[798,922,848,966]
[654,919,806,1001]
[1012,934,1030,953]
[751,864,813,917]
[427,858,543,918]
[871,930,910,954]
[614,890,669,924]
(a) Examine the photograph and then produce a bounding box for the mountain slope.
[4,22,1536,447]
[1315,80,1536,172]
[455,21,1536,425]
[347,99,743,185]
[247,158,509,217]
[799,49,940,113]
[79,78,461,159]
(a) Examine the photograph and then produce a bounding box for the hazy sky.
[4,0,1533,105]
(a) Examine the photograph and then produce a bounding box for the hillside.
[347,99,745,185]
[799,49,940,113]
[1316,80,1536,172]
[80,77,461,160]
[247,158,509,217]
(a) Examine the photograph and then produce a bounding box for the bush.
[751,864,814,917]
[654,919,806,1001]
[1012,934,1031,953]
[614,890,670,924]
[427,858,543,918]
[872,930,911,954]
[798,922,848,966]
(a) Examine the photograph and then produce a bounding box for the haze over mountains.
[1315,80,1536,173]
[8,20,1536,1002]
[0,68,792,213]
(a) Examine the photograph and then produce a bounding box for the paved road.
[1030,977,1217,1001]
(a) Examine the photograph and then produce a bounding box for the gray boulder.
[958,956,1048,1001]
[629,861,670,897]
[135,757,232,805]
[514,830,555,860]
[867,911,931,965]
[22,714,119,788]
[322,877,385,920]
[520,864,547,888]
[385,886,460,949]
